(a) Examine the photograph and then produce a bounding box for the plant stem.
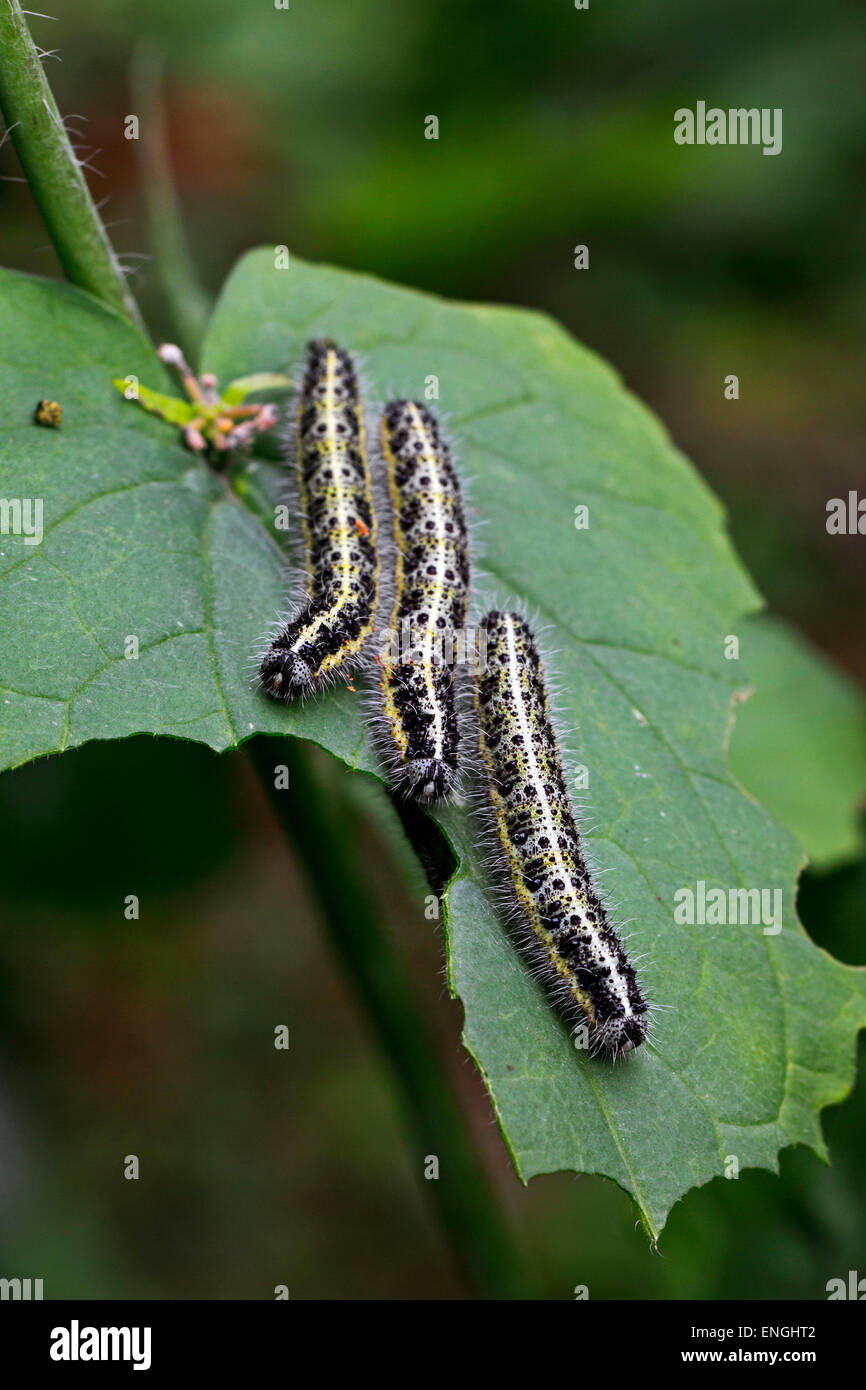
[249,738,534,1299]
[0,0,144,328]
[131,42,211,359]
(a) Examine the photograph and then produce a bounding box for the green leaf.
[2,253,864,1239]
[729,614,866,871]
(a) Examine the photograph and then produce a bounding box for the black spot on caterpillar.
[474,610,649,1057]
[259,339,379,699]
[377,401,470,802]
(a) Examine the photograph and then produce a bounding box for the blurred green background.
[1,0,864,1298]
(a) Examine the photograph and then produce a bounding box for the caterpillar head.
[401,756,457,805]
[259,647,314,701]
[592,1009,649,1058]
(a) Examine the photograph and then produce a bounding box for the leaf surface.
[729,615,866,871]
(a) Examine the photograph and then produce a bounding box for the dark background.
[0,0,864,1298]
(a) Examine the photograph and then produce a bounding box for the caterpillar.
[259,339,379,699]
[474,610,649,1057]
[377,400,470,802]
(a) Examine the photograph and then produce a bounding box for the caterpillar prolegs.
[259,339,379,699]
[377,401,470,802]
[475,611,649,1057]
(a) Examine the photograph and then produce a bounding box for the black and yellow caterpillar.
[260,339,379,699]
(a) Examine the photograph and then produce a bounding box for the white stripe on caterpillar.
[377,401,470,802]
[474,610,649,1057]
[259,339,379,699]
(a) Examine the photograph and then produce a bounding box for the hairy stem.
[0,0,144,327]
[249,738,534,1299]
